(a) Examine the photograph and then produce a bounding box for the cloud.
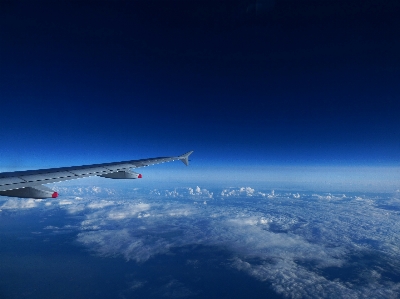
[59,200,73,205]
[106,203,150,220]
[81,187,400,297]
[187,186,213,198]
[52,186,117,197]
[232,257,400,298]
[150,186,213,199]
[220,187,275,198]
[77,229,172,262]
[3,184,400,297]
[0,198,39,209]
[87,200,115,209]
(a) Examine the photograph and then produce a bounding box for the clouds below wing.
[2,187,400,298]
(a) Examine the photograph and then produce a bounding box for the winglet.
[179,151,194,166]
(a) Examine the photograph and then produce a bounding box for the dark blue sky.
[1,0,400,171]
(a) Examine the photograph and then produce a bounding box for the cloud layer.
[2,186,400,298]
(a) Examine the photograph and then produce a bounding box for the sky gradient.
[1,1,400,189]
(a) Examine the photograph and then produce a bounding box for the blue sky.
[1,1,400,189]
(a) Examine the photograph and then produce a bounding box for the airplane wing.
[0,151,193,199]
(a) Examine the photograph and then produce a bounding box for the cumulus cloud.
[187,186,213,198]
[150,186,213,199]
[220,187,275,198]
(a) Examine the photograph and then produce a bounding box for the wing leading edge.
[0,151,193,199]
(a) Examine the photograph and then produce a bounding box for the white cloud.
[59,200,73,205]
[220,187,277,198]
[0,198,38,209]
[150,186,213,199]
[188,186,213,198]
[68,187,400,298]
[107,203,150,220]
[77,228,172,262]
[87,200,115,209]
[52,185,117,197]
[3,184,400,298]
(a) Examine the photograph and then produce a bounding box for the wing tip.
[179,151,194,166]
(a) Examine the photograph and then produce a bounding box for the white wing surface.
[0,151,193,199]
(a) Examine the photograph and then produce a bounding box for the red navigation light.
[52,192,58,198]
[138,174,142,178]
